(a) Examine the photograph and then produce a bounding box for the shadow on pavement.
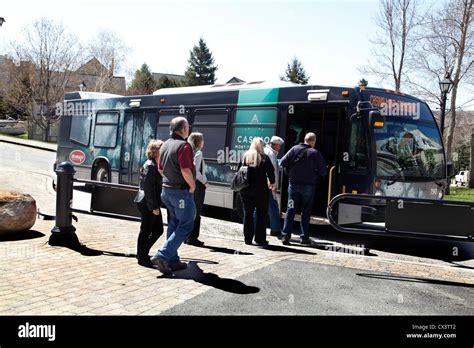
[102,250,137,258]
[164,261,260,294]
[48,232,136,257]
[448,262,474,270]
[201,244,253,255]
[356,272,474,288]
[180,258,219,265]
[279,237,377,256]
[310,225,474,262]
[304,241,378,257]
[0,230,45,242]
[262,244,316,255]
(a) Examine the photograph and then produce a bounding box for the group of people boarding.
[134,116,327,275]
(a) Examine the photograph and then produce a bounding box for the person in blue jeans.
[151,117,196,275]
[280,132,327,245]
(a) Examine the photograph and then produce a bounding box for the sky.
[0,0,471,108]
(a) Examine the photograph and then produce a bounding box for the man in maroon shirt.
[151,117,197,275]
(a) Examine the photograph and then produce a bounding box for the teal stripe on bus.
[237,88,279,106]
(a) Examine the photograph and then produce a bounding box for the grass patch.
[445,187,474,202]
[0,133,28,140]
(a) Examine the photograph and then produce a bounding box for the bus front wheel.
[93,163,110,182]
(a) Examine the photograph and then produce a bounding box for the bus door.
[337,113,371,196]
[283,104,344,217]
[120,111,144,186]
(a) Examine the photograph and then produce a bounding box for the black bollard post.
[49,161,78,247]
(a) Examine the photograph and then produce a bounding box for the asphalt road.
[0,141,56,177]
[164,260,474,315]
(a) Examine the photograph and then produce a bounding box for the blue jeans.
[282,184,315,240]
[253,191,281,232]
[153,188,196,263]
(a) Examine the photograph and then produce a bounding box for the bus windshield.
[367,93,445,181]
[374,118,445,180]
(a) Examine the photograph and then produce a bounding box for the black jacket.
[240,154,275,196]
[134,158,163,210]
[280,144,327,186]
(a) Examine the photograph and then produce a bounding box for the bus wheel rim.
[97,167,108,182]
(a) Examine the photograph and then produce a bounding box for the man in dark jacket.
[151,117,196,275]
[134,140,164,268]
[280,132,327,244]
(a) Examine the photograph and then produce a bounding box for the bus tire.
[93,162,110,182]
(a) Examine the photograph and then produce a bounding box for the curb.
[0,137,57,153]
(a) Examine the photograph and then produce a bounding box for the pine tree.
[129,63,157,94]
[158,76,182,89]
[359,78,369,87]
[280,57,309,85]
[184,38,218,86]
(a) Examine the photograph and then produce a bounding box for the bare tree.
[86,30,129,93]
[444,0,473,163]
[9,18,83,141]
[452,111,474,147]
[410,0,473,162]
[360,0,421,90]
[470,129,474,188]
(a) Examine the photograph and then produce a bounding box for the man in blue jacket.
[280,132,327,245]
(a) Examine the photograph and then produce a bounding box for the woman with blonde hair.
[185,132,209,247]
[239,137,275,246]
[133,139,165,267]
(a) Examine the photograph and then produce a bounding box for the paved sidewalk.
[0,169,473,315]
[0,135,57,152]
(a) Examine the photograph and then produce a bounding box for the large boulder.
[0,191,36,235]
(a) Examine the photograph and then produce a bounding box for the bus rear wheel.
[93,164,110,182]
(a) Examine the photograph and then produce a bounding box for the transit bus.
[55,81,448,223]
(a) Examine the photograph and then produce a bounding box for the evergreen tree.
[129,63,157,94]
[359,78,369,87]
[280,57,309,85]
[158,75,182,89]
[184,38,218,86]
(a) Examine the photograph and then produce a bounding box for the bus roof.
[63,83,427,108]
[153,80,298,95]
[64,91,123,100]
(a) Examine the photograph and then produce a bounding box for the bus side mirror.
[447,161,455,178]
[369,110,385,128]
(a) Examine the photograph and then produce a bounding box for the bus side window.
[70,115,92,146]
[156,112,185,141]
[94,112,119,148]
[348,118,368,170]
[192,108,228,160]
